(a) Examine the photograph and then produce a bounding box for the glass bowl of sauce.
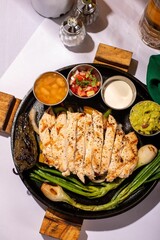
[33,72,69,106]
[101,75,137,110]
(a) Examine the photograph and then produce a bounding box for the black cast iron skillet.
[11,64,159,219]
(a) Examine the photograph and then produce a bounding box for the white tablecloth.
[0,0,160,239]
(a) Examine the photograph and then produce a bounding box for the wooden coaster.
[93,43,133,72]
[40,209,83,240]
[0,91,21,135]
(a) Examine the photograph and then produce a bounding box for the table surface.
[0,0,160,240]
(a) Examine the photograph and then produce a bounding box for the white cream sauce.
[104,80,133,109]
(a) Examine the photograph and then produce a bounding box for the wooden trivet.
[94,43,133,72]
[0,91,21,135]
[40,209,83,240]
[0,43,133,239]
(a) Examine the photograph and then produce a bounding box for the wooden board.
[93,43,133,72]
[0,92,21,135]
[40,209,83,240]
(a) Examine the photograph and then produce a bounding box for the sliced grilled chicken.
[118,132,138,178]
[128,132,138,156]
[53,112,69,175]
[74,113,86,183]
[39,111,56,166]
[38,108,139,184]
[83,113,95,181]
[106,126,125,182]
[66,111,78,174]
[91,110,104,175]
[49,113,59,169]
[100,115,117,176]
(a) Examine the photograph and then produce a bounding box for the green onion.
[30,168,101,198]
[30,164,124,199]
[38,151,160,211]
[52,106,67,114]
[103,109,112,118]
[35,163,92,188]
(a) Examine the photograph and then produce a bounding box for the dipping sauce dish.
[129,100,160,136]
[33,72,69,106]
[67,64,102,99]
[101,75,137,110]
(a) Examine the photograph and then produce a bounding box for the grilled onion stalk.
[30,144,157,199]
[40,151,160,211]
[30,164,122,198]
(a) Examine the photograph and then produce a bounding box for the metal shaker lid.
[76,0,97,15]
[62,16,83,34]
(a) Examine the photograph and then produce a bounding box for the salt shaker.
[73,0,98,25]
[59,16,86,47]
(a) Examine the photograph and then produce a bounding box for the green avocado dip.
[129,100,160,135]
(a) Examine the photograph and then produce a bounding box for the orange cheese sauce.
[34,72,68,105]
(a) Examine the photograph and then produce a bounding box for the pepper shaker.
[73,0,98,25]
[59,16,86,47]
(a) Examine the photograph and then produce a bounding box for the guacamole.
[129,100,160,135]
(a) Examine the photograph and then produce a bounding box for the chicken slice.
[91,110,104,175]
[118,132,138,179]
[83,113,95,181]
[66,111,79,174]
[100,115,117,176]
[53,112,69,175]
[74,113,86,183]
[39,111,56,166]
[106,126,125,182]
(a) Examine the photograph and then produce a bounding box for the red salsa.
[69,68,101,97]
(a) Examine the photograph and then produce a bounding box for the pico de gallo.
[69,68,101,97]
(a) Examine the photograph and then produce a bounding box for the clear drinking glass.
[139,0,160,49]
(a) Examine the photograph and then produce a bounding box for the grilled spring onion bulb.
[41,150,160,211]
